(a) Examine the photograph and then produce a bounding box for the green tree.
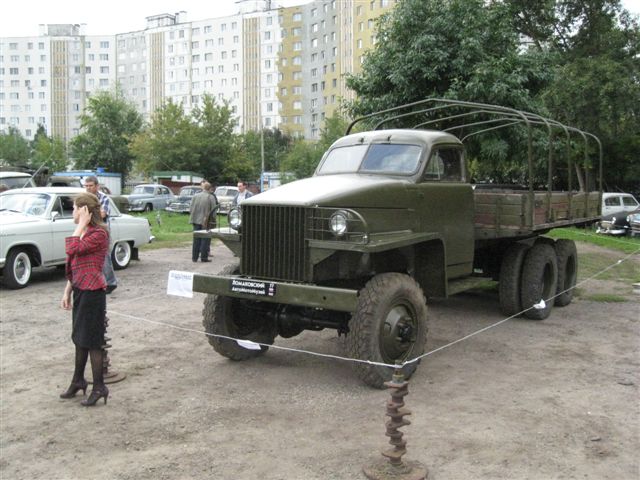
[191,94,237,182]
[280,140,320,182]
[31,129,68,173]
[236,128,293,175]
[130,99,199,176]
[0,127,31,166]
[70,90,143,184]
[345,0,552,117]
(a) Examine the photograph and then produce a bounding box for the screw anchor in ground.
[363,362,428,480]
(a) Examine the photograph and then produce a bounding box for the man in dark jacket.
[189,182,216,262]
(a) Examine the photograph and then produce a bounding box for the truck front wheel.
[202,264,276,360]
[347,273,428,389]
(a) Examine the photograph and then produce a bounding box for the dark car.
[166,185,202,213]
[597,208,640,236]
[627,212,640,237]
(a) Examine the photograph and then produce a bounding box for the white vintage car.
[0,187,154,289]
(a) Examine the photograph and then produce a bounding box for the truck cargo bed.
[474,188,600,239]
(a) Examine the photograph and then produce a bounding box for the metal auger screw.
[99,314,126,384]
[363,363,428,480]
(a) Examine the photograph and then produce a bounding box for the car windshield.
[181,187,200,196]
[132,186,155,195]
[0,176,33,189]
[215,187,237,197]
[0,192,52,217]
[317,143,423,175]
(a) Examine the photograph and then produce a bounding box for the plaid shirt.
[65,225,109,290]
[97,190,110,224]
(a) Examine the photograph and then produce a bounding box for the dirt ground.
[0,242,638,480]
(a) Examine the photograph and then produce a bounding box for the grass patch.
[582,293,628,303]
[132,210,228,250]
[548,227,640,254]
[576,252,640,284]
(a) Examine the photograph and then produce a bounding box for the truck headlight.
[229,208,242,230]
[329,211,348,236]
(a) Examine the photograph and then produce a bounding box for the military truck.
[192,99,601,388]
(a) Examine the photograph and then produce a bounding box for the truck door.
[410,146,474,279]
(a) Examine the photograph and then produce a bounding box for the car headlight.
[329,210,348,237]
[228,208,242,230]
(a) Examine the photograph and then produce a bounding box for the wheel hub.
[381,305,417,362]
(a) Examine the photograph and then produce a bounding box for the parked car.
[0,172,36,190]
[597,208,640,236]
[601,192,639,217]
[46,175,83,188]
[126,184,174,212]
[166,185,202,213]
[629,212,640,237]
[0,187,154,289]
[98,185,130,213]
[214,185,238,214]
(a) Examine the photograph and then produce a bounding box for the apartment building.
[0,0,396,143]
[0,24,116,143]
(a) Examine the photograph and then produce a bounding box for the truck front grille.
[241,205,307,282]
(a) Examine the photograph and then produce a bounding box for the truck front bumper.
[192,273,359,313]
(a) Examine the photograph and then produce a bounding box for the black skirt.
[72,287,106,349]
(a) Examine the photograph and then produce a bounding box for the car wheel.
[2,248,32,289]
[112,241,132,270]
[202,263,276,360]
[144,204,153,212]
[347,273,427,389]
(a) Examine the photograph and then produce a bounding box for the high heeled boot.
[81,349,109,407]
[60,347,89,399]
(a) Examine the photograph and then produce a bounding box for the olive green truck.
[193,99,601,388]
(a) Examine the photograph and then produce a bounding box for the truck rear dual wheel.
[498,243,530,316]
[554,239,578,307]
[347,273,428,389]
[202,263,276,360]
[520,243,558,320]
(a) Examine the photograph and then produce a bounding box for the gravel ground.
[0,242,638,480]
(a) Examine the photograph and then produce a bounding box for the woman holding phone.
[59,192,110,406]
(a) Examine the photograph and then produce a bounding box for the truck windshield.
[317,144,423,175]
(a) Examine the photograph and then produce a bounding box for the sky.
[1,0,638,38]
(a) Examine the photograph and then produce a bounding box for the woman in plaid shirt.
[59,192,110,406]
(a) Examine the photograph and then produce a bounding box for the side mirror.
[51,211,60,222]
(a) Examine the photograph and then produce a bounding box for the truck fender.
[413,239,447,298]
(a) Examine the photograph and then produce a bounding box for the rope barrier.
[108,246,639,371]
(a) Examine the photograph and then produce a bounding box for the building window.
[293,13,302,21]
[100,41,109,48]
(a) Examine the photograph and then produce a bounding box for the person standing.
[59,192,110,406]
[233,181,253,205]
[189,181,216,262]
[84,176,117,294]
